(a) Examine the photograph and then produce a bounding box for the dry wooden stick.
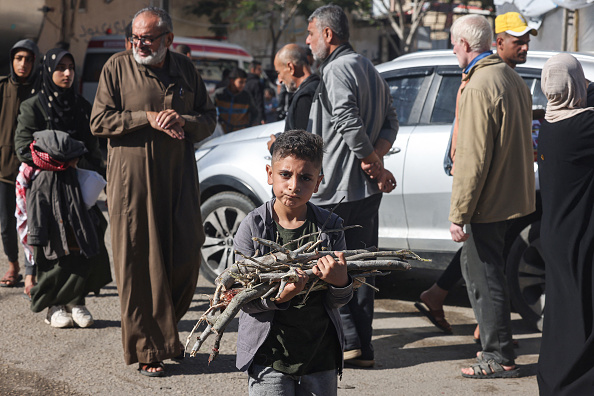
[187,236,428,363]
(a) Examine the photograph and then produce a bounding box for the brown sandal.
[0,272,22,288]
[414,301,453,334]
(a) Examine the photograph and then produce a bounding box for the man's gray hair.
[451,15,492,53]
[308,4,349,43]
[278,45,309,68]
[133,6,173,33]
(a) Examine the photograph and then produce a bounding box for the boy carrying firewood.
[233,129,354,395]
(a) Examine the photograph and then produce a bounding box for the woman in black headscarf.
[537,53,594,395]
[14,48,111,329]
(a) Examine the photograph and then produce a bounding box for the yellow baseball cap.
[495,12,537,37]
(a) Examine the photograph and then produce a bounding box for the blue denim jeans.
[248,364,338,396]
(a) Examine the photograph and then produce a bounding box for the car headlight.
[195,146,214,162]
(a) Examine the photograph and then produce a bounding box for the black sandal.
[138,362,165,377]
[462,353,520,379]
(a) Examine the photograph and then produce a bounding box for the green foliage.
[186,0,372,36]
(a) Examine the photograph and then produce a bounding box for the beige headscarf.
[541,53,594,123]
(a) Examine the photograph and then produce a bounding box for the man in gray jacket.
[306,4,399,367]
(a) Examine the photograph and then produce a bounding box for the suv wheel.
[200,192,257,283]
[506,221,545,331]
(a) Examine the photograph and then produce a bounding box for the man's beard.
[133,41,167,66]
[310,35,330,62]
[286,80,298,93]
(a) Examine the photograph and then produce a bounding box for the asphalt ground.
[0,201,541,395]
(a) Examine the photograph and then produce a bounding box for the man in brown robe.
[90,6,216,376]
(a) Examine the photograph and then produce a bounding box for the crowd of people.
[1,3,594,395]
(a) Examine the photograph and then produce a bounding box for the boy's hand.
[267,134,276,151]
[274,268,309,304]
[312,252,348,287]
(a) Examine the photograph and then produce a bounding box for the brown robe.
[90,49,216,365]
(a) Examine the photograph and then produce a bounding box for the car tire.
[505,221,545,331]
[200,192,257,283]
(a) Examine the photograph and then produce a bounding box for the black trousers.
[321,193,382,361]
[461,221,515,365]
[0,181,18,263]
[436,248,462,291]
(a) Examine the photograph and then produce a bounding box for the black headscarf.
[9,39,40,92]
[39,48,81,133]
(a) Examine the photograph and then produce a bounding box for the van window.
[194,59,240,84]
[82,53,114,83]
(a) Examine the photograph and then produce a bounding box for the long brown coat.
[90,50,216,365]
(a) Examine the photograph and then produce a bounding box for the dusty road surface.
[0,203,541,396]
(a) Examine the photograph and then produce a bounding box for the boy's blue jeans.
[248,364,338,396]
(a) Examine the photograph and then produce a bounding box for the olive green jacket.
[0,76,36,183]
[449,54,535,224]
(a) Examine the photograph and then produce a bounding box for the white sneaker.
[45,305,74,328]
[70,305,94,328]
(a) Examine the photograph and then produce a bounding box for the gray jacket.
[308,44,399,205]
[233,199,353,373]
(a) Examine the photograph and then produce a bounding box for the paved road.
[0,204,541,395]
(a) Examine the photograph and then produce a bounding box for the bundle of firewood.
[186,236,429,363]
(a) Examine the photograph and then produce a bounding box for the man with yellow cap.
[495,12,537,69]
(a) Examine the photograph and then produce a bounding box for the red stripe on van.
[88,40,125,49]
[182,44,250,58]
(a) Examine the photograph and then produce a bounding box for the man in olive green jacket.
[0,39,39,290]
[449,15,535,379]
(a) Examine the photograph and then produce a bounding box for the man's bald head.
[274,44,312,93]
[276,44,309,68]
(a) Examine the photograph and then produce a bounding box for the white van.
[80,35,253,104]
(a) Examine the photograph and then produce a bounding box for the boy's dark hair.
[272,130,324,168]
[175,44,191,56]
[228,67,247,80]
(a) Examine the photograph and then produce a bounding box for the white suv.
[195,50,594,330]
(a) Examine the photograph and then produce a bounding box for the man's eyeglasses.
[129,31,169,46]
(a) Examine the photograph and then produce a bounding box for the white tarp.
[552,0,594,10]
[495,0,594,52]
[494,0,558,17]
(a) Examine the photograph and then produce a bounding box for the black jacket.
[244,73,265,123]
[27,130,100,260]
[284,74,320,131]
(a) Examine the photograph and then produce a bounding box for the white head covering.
[541,53,594,123]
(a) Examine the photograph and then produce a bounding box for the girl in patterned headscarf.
[15,48,104,171]
[13,48,111,329]
[38,48,82,133]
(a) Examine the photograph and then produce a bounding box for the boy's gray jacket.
[233,199,353,373]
